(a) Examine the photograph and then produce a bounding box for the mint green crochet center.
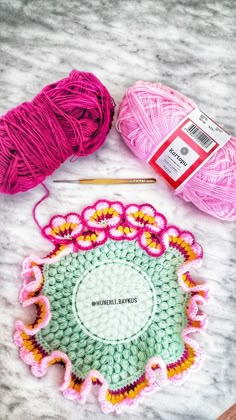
[72,259,156,344]
[36,239,188,390]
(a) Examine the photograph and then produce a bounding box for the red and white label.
[148,109,231,190]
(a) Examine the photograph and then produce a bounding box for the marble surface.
[0,1,235,419]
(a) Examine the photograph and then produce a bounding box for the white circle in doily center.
[72,260,156,344]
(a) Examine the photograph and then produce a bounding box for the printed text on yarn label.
[155,137,199,182]
[148,108,231,189]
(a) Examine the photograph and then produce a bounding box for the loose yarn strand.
[32,183,50,232]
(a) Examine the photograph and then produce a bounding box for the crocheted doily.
[14,200,208,413]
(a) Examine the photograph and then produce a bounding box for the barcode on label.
[183,122,216,151]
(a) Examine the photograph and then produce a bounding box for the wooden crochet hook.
[53,178,157,185]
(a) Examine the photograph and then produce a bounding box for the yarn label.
[155,137,199,182]
[148,108,231,189]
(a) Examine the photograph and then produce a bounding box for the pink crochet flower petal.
[125,204,166,233]
[109,228,138,240]
[179,231,194,244]
[139,231,165,257]
[191,243,203,258]
[43,213,83,244]
[82,200,124,230]
[109,225,138,240]
[75,229,107,250]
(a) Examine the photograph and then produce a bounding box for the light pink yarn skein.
[117,81,236,221]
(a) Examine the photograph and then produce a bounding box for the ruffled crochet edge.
[14,200,209,413]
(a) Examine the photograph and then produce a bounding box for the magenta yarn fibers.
[0,70,115,194]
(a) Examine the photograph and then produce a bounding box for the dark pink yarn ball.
[0,70,115,194]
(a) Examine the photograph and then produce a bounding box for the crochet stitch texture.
[14,200,208,413]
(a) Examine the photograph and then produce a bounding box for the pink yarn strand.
[32,183,50,232]
[117,81,236,221]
